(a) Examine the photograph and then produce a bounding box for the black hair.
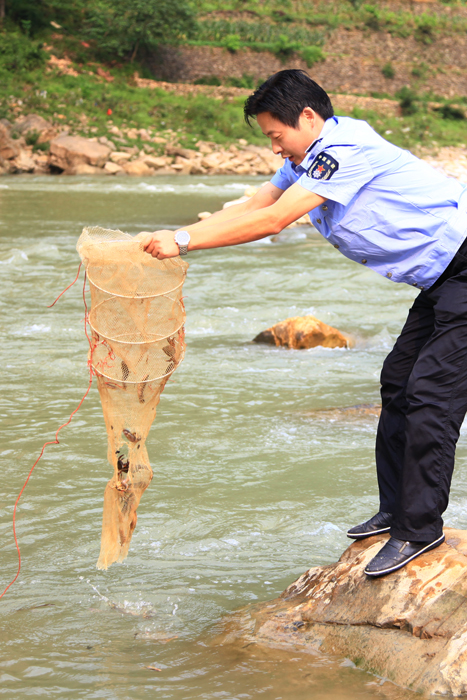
[244,69,334,128]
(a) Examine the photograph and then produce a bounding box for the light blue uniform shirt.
[270,116,467,289]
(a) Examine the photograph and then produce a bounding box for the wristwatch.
[174,230,191,256]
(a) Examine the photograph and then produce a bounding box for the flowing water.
[1,174,467,699]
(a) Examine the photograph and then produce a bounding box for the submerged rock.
[304,403,382,422]
[253,315,351,350]
[216,529,467,696]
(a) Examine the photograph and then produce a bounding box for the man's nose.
[272,143,282,154]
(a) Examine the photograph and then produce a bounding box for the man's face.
[257,109,324,166]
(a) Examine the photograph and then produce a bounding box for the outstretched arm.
[186,182,284,229]
[139,182,326,258]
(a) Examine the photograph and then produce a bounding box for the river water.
[1,174,467,699]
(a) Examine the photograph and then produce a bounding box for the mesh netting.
[77,226,188,570]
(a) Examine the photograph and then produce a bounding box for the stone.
[0,154,12,174]
[98,135,116,151]
[47,54,79,77]
[123,159,155,176]
[12,149,36,173]
[201,152,223,170]
[197,211,212,220]
[0,123,21,160]
[32,152,50,173]
[110,151,132,164]
[125,128,140,140]
[196,140,215,154]
[215,529,467,697]
[49,135,110,171]
[108,125,124,138]
[13,114,55,143]
[190,162,207,175]
[166,145,197,159]
[232,164,253,175]
[142,155,171,169]
[103,161,124,175]
[253,315,351,350]
[136,128,152,141]
[69,163,104,175]
[171,158,193,174]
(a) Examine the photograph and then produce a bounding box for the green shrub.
[33,141,50,153]
[222,34,242,52]
[364,5,380,31]
[301,46,325,68]
[396,86,420,116]
[225,74,258,89]
[193,75,222,86]
[0,32,47,73]
[25,130,40,146]
[272,34,301,62]
[411,63,428,79]
[381,62,395,79]
[414,15,437,44]
[435,104,466,121]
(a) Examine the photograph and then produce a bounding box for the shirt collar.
[288,117,338,172]
[305,116,338,155]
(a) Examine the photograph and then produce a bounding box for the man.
[139,69,467,577]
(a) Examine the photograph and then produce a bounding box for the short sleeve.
[297,145,375,206]
[270,163,293,191]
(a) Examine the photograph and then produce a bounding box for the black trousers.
[375,239,467,542]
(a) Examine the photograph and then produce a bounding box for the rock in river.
[216,529,467,696]
[253,315,351,349]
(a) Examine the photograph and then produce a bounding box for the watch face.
[175,230,190,246]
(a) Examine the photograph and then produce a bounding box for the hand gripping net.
[77,227,188,570]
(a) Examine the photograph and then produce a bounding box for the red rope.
[0,269,93,600]
[47,263,82,308]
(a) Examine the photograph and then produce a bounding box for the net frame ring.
[87,294,186,345]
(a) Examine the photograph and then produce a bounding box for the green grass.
[0,66,266,148]
[0,24,465,154]
[195,0,467,43]
[347,105,467,152]
[1,58,466,155]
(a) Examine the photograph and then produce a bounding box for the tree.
[83,0,197,63]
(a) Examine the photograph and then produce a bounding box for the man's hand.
[135,230,179,259]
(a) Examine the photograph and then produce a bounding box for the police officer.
[139,69,467,577]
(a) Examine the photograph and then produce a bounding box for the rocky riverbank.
[1,112,467,182]
[215,529,467,696]
[0,113,282,177]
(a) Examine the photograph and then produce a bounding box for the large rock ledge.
[215,529,467,696]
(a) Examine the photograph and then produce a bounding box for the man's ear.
[302,106,317,125]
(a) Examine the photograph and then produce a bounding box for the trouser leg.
[375,293,435,514]
[391,270,467,541]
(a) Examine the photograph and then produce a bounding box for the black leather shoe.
[364,534,445,577]
[347,511,393,540]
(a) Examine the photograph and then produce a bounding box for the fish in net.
[77,226,188,570]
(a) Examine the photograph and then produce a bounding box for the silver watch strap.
[178,245,188,256]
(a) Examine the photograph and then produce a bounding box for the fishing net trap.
[77,226,188,570]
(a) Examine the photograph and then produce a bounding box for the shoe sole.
[364,535,445,577]
[347,525,391,540]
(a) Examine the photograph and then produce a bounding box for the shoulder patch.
[307,152,339,181]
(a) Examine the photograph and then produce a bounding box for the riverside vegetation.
[1,0,467,176]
